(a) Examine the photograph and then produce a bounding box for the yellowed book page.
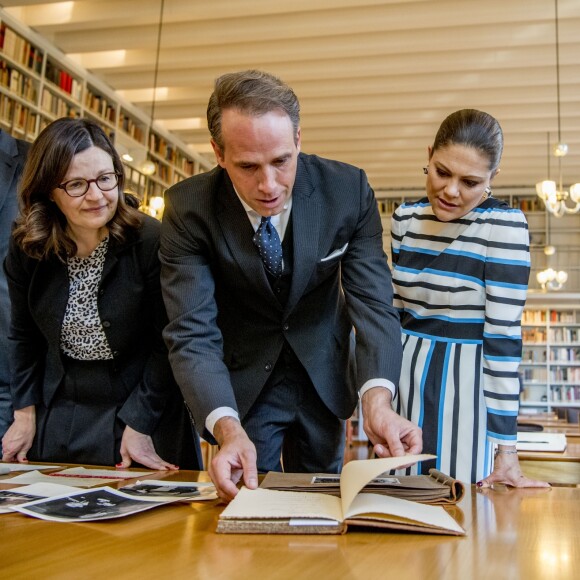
[220,487,344,522]
[339,454,435,514]
[345,492,464,534]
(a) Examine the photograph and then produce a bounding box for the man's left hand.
[361,387,422,457]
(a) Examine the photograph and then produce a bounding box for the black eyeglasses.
[58,172,121,197]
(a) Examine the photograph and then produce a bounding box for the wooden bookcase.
[0,10,212,213]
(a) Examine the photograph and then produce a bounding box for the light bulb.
[149,196,165,211]
[140,159,156,176]
[570,183,580,203]
[543,245,556,256]
[536,270,549,285]
[553,142,569,157]
[536,180,556,201]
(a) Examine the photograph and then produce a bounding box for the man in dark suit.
[160,70,422,500]
[0,129,29,454]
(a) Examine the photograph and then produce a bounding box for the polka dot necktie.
[253,216,283,277]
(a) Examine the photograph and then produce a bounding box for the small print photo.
[120,484,201,499]
[311,476,341,484]
[14,487,165,522]
[369,477,400,485]
[0,490,42,514]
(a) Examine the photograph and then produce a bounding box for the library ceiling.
[2,0,580,192]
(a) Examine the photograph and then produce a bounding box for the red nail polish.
[115,463,123,468]
[476,481,483,487]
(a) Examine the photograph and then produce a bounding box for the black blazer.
[0,131,29,392]
[160,153,402,439]
[6,216,187,437]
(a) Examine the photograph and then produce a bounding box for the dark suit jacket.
[0,131,29,392]
[5,215,200,466]
[160,153,402,439]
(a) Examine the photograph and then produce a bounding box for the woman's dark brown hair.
[13,117,142,261]
[431,109,504,171]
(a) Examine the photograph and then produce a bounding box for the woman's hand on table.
[1,405,36,462]
[477,447,551,489]
[117,425,179,471]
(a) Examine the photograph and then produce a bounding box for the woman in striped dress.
[391,109,548,488]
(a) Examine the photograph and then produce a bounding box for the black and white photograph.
[119,480,216,502]
[0,490,42,514]
[13,487,168,522]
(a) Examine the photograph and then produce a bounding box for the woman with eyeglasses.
[391,109,548,488]
[2,117,202,470]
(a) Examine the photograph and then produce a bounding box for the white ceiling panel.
[3,0,580,191]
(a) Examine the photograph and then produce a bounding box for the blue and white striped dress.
[391,197,529,483]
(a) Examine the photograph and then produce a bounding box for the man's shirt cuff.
[206,407,240,437]
[358,379,396,400]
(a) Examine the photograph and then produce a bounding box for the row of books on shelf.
[522,311,547,324]
[0,93,37,134]
[551,311,577,323]
[550,367,580,382]
[522,372,580,384]
[521,369,547,382]
[0,62,37,102]
[525,348,580,364]
[119,111,145,144]
[84,91,116,124]
[549,347,580,362]
[44,60,82,101]
[522,329,546,343]
[550,328,580,343]
[0,23,43,74]
[40,88,80,119]
[521,329,579,343]
[522,310,578,325]
[522,350,546,363]
[551,385,580,402]
[510,196,545,212]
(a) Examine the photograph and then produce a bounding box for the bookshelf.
[520,306,580,413]
[0,10,212,212]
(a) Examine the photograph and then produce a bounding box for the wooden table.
[518,434,580,485]
[1,468,580,579]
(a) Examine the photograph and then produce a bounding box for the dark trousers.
[32,355,202,469]
[243,344,345,474]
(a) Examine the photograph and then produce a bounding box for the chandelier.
[536,267,568,291]
[535,0,580,217]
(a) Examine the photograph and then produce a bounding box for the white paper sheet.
[6,470,124,488]
[516,432,567,452]
[0,463,61,473]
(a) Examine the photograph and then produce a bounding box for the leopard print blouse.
[60,237,114,360]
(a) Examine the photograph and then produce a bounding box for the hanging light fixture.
[140,0,165,177]
[543,166,556,256]
[535,0,580,217]
[537,267,568,291]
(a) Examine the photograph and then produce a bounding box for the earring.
[423,166,428,175]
